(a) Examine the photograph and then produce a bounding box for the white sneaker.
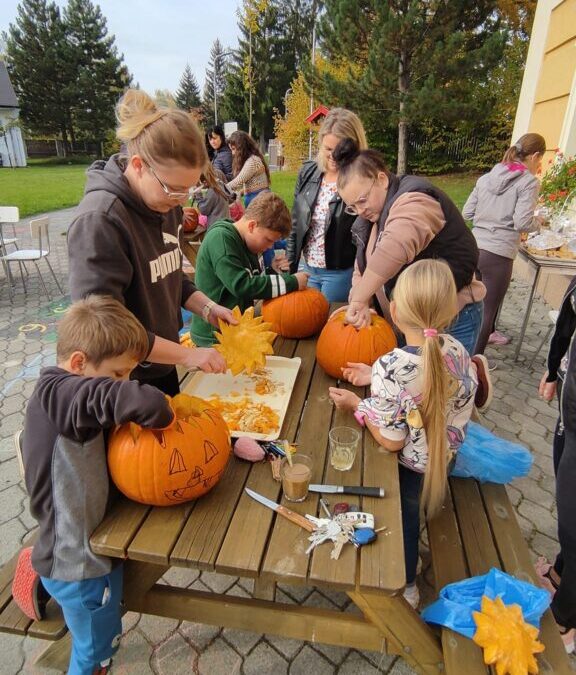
[402,583,420,609]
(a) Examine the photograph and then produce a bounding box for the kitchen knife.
[245,488,316,531]
[308,484,385,498]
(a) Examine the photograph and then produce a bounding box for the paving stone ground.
[0,209,574,673]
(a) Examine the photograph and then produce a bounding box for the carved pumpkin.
[214,306,276,375]
[262,288,329,338]
[473,595,544,675]
[108,393,231,506]
[316,311,397,378]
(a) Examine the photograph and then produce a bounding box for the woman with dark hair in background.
[227,130,270,206]
[463,133,546,354]
[208,125,233,181]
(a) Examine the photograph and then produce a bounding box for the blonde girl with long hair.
[329,259,477,608]
[68,89,237,395]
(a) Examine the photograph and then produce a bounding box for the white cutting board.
[182,355,301,441]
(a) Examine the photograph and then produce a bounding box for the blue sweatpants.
[41,564,123,675]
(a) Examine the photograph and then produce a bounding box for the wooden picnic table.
[13,325,572,673]
[86,331,448,674]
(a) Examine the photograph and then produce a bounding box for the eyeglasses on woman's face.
[144,160,192,201]
[344,177,377,215]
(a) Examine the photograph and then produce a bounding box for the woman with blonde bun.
[67,89,236,395]
[287,108,368,301]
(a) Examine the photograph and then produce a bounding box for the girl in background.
[463,133,546,354]
[329,260,477,608]
[227,130,271,206]
[191,164,233,229]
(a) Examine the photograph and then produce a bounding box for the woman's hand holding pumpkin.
[182,347,227,374]
[328,387,361,411]
[341,362,372,386]
[345,300,372,329]
[207,303,239,329]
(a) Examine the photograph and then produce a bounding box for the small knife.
[245,488,316,532]
[308,484,385,498]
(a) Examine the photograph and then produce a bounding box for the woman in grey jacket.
[463,133,546,354]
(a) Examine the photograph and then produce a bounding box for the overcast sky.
[2,0,241,94]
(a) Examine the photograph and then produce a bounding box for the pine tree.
[5,0,75,149]
[315,0,507,173]
[175,64,201,111]
[220,0,315,145]
[203,39,231,126]
[64,0,131,153]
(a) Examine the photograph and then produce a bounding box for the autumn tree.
[274,72,313,169]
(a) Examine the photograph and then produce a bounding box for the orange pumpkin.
[262,288,329,338]
[108,393,231,506]
[316,311,397,378]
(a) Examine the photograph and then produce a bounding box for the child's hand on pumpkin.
[295,272,310,290]
[182,347,227,374]
[328,387,361,412]
[341,362,372,386]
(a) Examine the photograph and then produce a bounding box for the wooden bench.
[427,477,572,674]
[0,537,67,644]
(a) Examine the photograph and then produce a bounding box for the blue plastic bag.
[450,422,533,483]
[421,568,550,638]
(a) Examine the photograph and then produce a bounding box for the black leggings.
[551,392,576,629]
[474,249,514,355]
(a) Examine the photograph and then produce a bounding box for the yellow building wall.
[513,0,576,309]
[528,0,576,168]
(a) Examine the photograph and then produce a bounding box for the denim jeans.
[42,564,123,675]
[299,261,354,302]
[244,188,269,207]
[448,300,484,355]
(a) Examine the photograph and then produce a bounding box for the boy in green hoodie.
[191,191,309,346]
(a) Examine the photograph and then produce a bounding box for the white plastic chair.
[0,216,64,301]
[0,206,20,287]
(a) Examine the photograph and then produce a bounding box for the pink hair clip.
[423,328,438,338]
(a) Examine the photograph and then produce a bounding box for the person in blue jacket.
[208,125,233,181]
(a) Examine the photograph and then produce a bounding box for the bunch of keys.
[305,500,383,560]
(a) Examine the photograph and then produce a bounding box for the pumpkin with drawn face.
[108,394,231,506]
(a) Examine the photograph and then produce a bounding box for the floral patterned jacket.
[357,335,477,473]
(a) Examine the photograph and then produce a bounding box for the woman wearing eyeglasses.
[67,89,236,395]
[286,108,368,301]
[333,139,486,356]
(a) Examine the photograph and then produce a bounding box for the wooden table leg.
[253,578,276,601]
[35,560,169,671]
[348,590,444,675]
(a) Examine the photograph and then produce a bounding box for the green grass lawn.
[0,159,478,218]
[0,160,92,217]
